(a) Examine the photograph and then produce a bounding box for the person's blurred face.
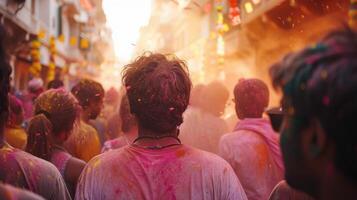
[88,98,104,120]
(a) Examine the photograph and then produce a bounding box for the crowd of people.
[0,23,357,200]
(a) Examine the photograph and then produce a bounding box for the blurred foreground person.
[65,79,104,162]
[4,95,27,149]
[269,181,314,200]
[102,94,137,153]
[26,89,86,198]
[76,53,247,200]
[180,81,229,154]
[22,78,44,120]
[270,28,357,200]
[0,183,44,200]
[0,25,70,200]
[219,78,284,200]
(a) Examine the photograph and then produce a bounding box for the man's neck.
[81,111,90,123]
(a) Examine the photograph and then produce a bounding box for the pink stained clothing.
[269,181,315,200]
[0,183,45,200]
[76,144,248,200]
[101,136,129,153]
[180,106,228,154]
[0,143,71,200]
[51,149,72,177]
[219,118,284,200]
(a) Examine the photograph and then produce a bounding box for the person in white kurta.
[219,79,284,200]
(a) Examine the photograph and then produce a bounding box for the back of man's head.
[122,53,191,134]
[270,27,357,184]
[234,78,269,119]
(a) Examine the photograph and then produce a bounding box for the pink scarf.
[235,118,285,172]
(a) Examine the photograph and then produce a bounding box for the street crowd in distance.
[1,24,357,200]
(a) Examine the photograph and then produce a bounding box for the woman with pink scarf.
[219,78,284,200]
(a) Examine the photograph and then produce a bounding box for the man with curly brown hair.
[76,53,247,200]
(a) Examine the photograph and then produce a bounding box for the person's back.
[180,82,229,154]
[181,108,228,153]
[78,144,246,200]
[220,121,283,200]
[76,53,247,200]
[0,143,71,200]
[65,120,101,161]
[219,79,284,200]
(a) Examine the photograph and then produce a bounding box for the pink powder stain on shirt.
[175,149,186,158]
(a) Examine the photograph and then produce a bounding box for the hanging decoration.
[58,34,65,43]
[47,36,56,81]
[350,0,357,28]
[228,0,241,26]
[70,36,78,47]
[29,36,41,77]
[80,38,90,49]
[215,3,229,64]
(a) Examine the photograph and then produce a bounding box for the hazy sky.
[103,0,152,62]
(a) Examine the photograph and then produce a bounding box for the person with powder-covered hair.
[76,53,247,200]
[26,88,86,198]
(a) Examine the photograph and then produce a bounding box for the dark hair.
[270,28,357,182]
[234,78,269,118]
[122,53,191,134]
[0,25,11,132]
[71,79,104,109]
[119,94,136,133]
[26,89,78,160]
[47,79,64,89]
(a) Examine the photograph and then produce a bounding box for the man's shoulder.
[87,146,128,167]
[220,130,265,145]
[183,145,232,167]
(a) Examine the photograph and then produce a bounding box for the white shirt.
[76,144,247,200]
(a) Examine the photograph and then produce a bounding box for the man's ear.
[301,119,327,159]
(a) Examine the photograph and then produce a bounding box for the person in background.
[21,78,44,120]
[26,88,86,198]
[90,87,120,146]
[0,24,71,200]
[270,28,357,200]
[76,53,247,200]
[181,81,229,154]
[101,94,138,153]
[0,183,45,200]
[4,95,27,149]
[219,78,284,200]
[47,79,64,90]
[65,79,104,162]
[103,87,122,141]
